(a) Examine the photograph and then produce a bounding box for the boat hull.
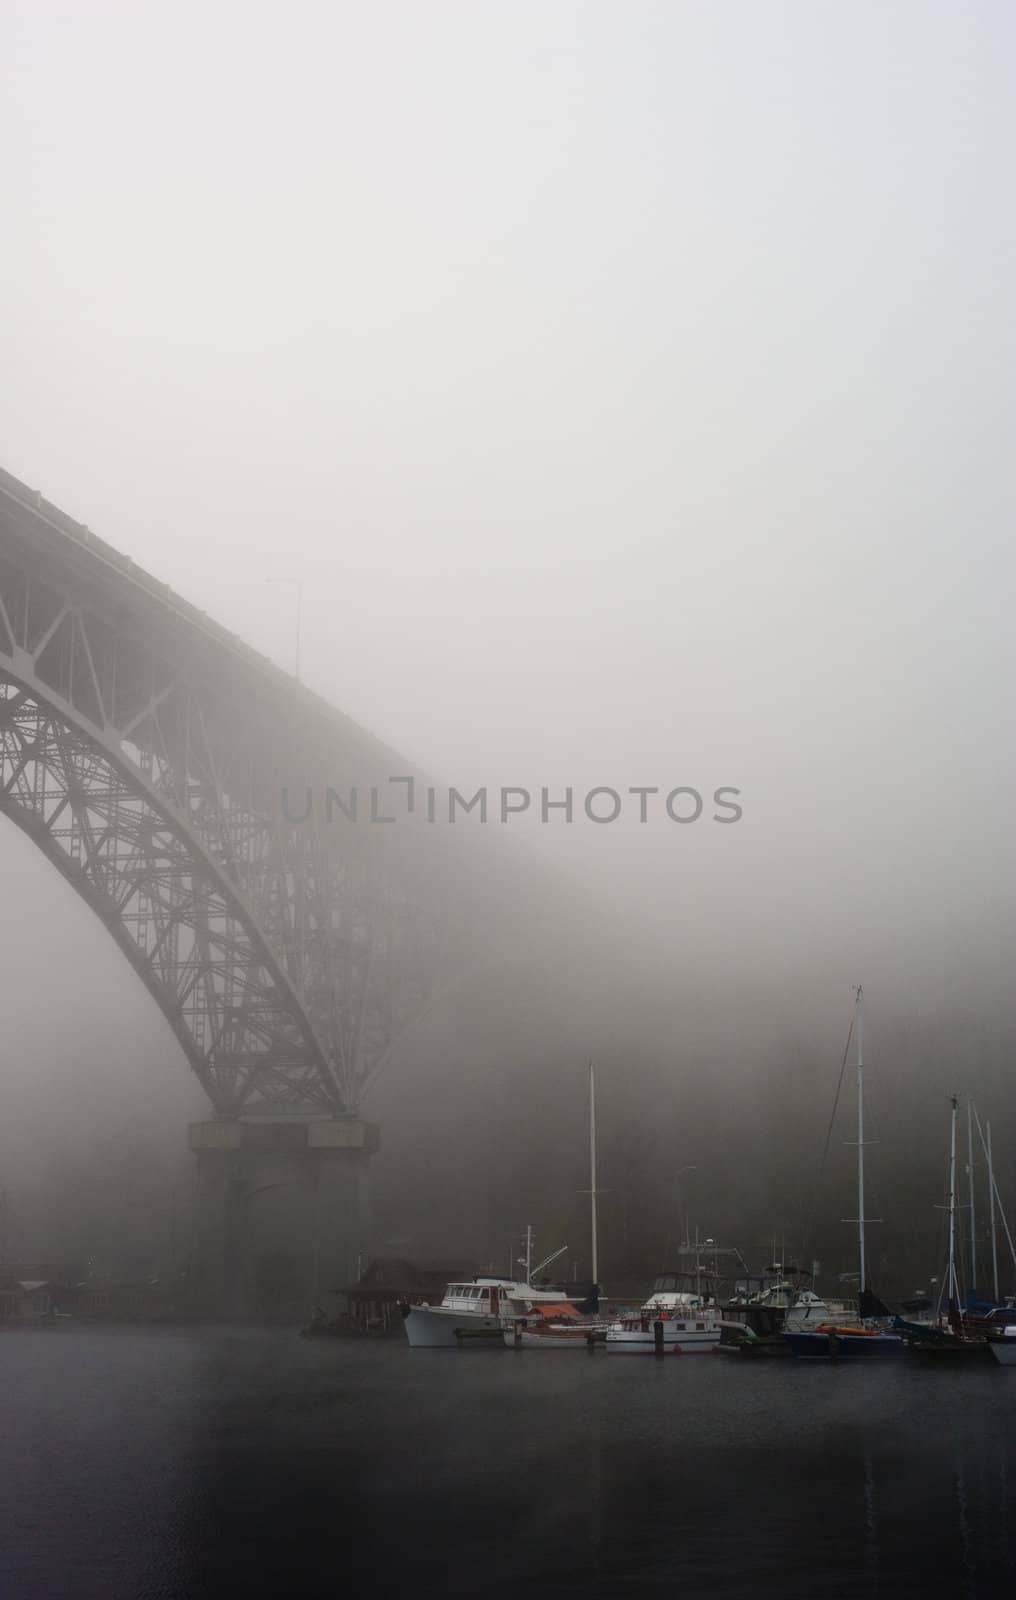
[989,1339,1016,1367]
[606,1324,720,1354]
[403,1305,502,1348]
[719,1330,791,1357]
[904,1338,990,1361]
[785,1329,904,1361]
[503,1326,601,1349]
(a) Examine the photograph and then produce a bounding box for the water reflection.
[1,1328,1014,1597]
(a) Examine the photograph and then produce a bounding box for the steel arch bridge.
[0,467,485,1120]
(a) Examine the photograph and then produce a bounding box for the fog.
[1,2,1014,1295]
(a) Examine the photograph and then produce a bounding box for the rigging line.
[972,1103,1016,1282]
[856,1018,900,1287]
[800,1010,855,1273]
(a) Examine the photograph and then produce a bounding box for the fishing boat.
[786,989,903,1361]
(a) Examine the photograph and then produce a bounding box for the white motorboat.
[783,1288,847,1333]
[409,1067,608,1352]
[989,1326,1016,1366]
[606,1276,722,1354]
[402,1276,578,1348]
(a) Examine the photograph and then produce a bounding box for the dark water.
[1,1326,1014,1598]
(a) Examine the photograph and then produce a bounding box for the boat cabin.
[643,1271,718,1311]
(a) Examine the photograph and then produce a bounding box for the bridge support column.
[188,1118,380,1319]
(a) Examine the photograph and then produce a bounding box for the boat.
[606,1299,722,1354]
[785,1320,905,1361]
[402,1272,582,1348]
[721,1267,850,1356]
[988,1326,1016,1367]
[606,1273,722,1353]
[786,989,903,1362]
[503,1062,608,1350]
[898,1097,999,1361]
[504,1298,609,1348]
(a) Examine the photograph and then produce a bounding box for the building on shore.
[0,1274,79,1322]
[340,1259,467,1334]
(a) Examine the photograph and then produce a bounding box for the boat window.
[676,1323,686,1331]
[696,1322,705,1330]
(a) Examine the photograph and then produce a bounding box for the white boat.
[410,1065,609,1352]
[989,1326,1016,1366]
[783,1288,847,1332]
[606,1276,722,1354]
[403,1276,574,1348]
[606,1294,721,1354]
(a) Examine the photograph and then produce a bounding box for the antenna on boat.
[842,986,881,1307]
[856,988,866,1295]
[589,1061,599,1287]
[971,1102,1016,1297]
[946,1095,960,1311]
[986,1117,999,1302]
[966,1096,977,1297]
[578,1063,608,1289]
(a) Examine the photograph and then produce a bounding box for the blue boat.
[786,1326,903,1361]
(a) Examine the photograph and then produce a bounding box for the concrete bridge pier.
[188,1118,380,1319]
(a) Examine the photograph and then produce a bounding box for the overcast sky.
[1,1,1014,1148]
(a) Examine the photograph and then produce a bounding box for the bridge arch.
[0,466,470,1119]
[0,665,342,1116]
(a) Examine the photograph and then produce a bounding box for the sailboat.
[785,988,903,1361]
[503,1062,608,1348]
[896,1097,995,1360]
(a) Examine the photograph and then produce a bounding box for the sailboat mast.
[967,1096,977,1296]
[589,1061,599,1287]
[856,987,866,1297]
[987,1119,999,1302]
[947,1096,958,1304]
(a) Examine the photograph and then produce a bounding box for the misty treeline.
[373,953,1016,1301]
[4,905,1013,1303]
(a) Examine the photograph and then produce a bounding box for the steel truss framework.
[0,471,476,1117]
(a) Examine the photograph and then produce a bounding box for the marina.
[397,1001,1016,1374]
